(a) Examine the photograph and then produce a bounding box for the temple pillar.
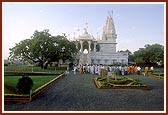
[79,41,83,65]
[88,41,91,53]
[80,41,83,53]
[94,42,97,52]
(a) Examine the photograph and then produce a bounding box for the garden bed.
[4,73,65,102]
[94,76,151,90]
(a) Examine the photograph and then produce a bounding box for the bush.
[16,75,33,94]
[4,64,8,66]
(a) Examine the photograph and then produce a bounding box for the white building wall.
[90,52,128,65]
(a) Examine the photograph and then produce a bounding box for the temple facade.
[74,14,128,65]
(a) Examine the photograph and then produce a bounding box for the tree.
[45,35,78,68]
[9,29,78,69]
[133,44,164,66]
[9,29,52,69]
[31,29,53,69]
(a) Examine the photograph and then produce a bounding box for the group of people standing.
[127,65,142,75]
[144,66,154,76]
[74,64,103,75]
[72,64,154,77]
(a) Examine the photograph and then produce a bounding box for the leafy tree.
[9,29,78,69]
[125,49,132,55]
[47,35,78,68]
[133,44,164,66]
[9,29,52,69]
[31,29,53,68]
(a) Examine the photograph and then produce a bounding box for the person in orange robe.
[132,66,135,74]
[128,66,131,74]
[134,66,138,74]
[145,66,149,76]
[80,65,83,74]
[130,65,133,74]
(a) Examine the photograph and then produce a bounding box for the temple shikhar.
[73,14,128,65]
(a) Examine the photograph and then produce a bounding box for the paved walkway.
[4,72,164,111]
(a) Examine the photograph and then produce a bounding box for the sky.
[2,2,165,59]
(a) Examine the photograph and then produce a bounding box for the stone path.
[4,72,164,111]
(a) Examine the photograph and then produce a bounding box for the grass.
[4,65,67,76]
[153,67,164,73]
[4,71,64,76]
[4,65,67,72]
[4,75,57,94]
[4,65,66,96]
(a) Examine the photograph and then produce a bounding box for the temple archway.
[83,41,89,52]
[96,44,100,52]
[91,42,94,51]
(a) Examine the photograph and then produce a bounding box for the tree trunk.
[57,61,59,67]
[39,62,44,69]
[44,60,52,69]
[44,63,49,69]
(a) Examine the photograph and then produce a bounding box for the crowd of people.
[71,64,154,77]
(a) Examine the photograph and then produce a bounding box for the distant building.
[5,59,25,66]
[4,59,10,65]
[73,14,128,65]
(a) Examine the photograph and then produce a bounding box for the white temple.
[74,14,128,65]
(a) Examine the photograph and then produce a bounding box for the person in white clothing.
[150,66,154,74]
[83,65,86,74]
[97,65,101,75]
[73,66,77,74]
[137,66,141,75]
[95,65,98,74]
[91,65,95,74]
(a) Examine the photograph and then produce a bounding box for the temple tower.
[99,14,117,53]
[74,12,128,66]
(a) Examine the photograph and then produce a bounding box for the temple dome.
[78,28,93,40]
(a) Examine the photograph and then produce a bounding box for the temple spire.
[102,11,117,41]
[84,22,89,34]
[85,22,88,30]
[108,10,113,18]
[111,10,113,17]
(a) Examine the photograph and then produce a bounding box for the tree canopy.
[9,29,78,69]
[133,44,164,66]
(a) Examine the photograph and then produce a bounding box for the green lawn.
[4,75,57,94]
[4,65,67,72]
